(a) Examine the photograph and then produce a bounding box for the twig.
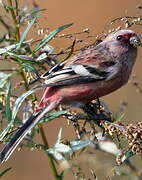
[39,124,61,180]
[7,0,20,42]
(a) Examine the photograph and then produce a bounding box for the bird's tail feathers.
[0,103,55,163]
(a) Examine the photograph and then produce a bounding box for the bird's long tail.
[0,102,55,163]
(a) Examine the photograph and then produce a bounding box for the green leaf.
[33,23,73,53]
[47,128,92,162]
[115,113,125,122]
[0,44,19,55]
[11,84,47,123]
[6,52,41,65]
[0,73,13,122]
[0,39,32,55]
[40,110,68,123]
[70,139,91,151]
[0,73,12,88]
[5,81,12,122]
[36,52,48,61]
[0,124,12,141]
[16,17,37,50]
[0,75,13,140]
[21,63,39,76]
[30,8,46,16]
[0,167,12,177]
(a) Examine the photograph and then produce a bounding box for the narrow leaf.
[0,81,12,140]
[33,23,73,53]
[17,17,37,49]
[22,63,39,76]
[0,124,12,141]
[0,73,12,88]
[5,81,12,122]
[0,167,12,177]
[11,84,47,122]
[0,40,32,55]
[70,139,91,151]
[36,53,47,61]
[40,110,68,123]
[6,52,41,65]
[115,113,125,122]
[0,44,18,55]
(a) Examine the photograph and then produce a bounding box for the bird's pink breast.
[59,75,127,103]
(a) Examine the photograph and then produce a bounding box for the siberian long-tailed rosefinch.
[0,29,141,163]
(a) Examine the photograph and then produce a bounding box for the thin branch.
[7,0,20,41]
[39,124,61,180]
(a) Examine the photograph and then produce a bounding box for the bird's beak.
[130,36,141,47]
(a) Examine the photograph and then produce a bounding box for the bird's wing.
[40,47,118,87]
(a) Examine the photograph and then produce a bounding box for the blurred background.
[1,0,142,179]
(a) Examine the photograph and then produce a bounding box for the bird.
[0,29,141,163]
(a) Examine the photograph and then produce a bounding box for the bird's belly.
[60,76,127,103]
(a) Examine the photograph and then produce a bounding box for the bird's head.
[104,29,141,48]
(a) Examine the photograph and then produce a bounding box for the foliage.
[0,0,142,180]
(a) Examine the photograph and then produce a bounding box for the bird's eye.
[116,35,123,41]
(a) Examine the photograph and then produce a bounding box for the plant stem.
[7,0,20,42]
[19,69,29,90]
[0,15,12,32]
[6,1,60,179]
[39,124,61,180]
[15,0,19,17]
